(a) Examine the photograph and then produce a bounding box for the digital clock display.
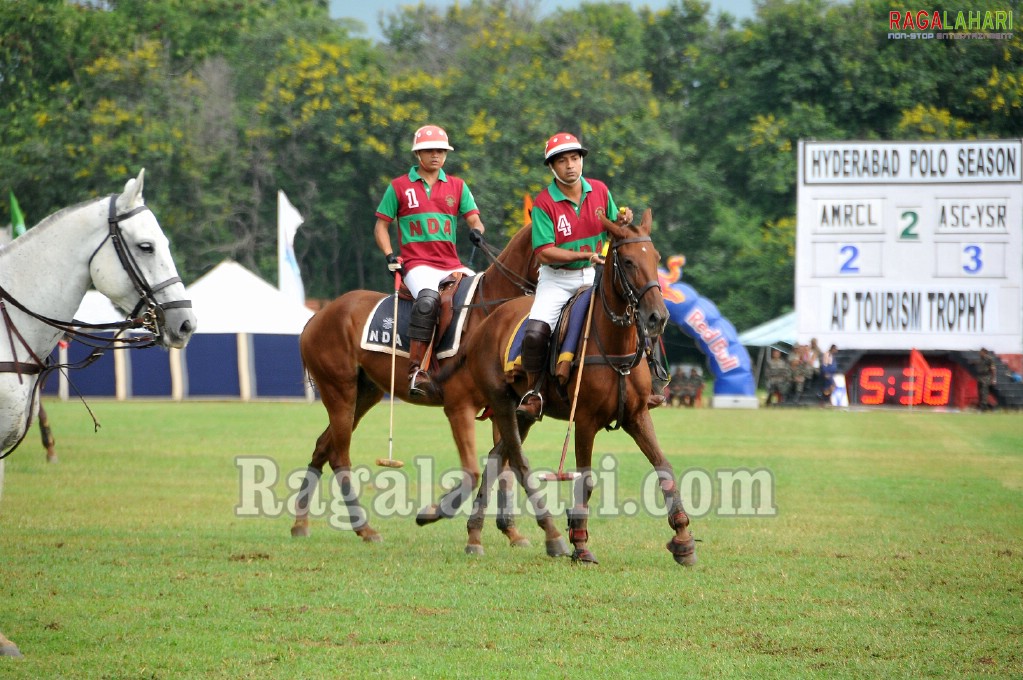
[848,353,959,407]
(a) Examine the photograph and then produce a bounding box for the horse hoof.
[545,537,571,557]
[46,454,58,464]
[666,538,697,566]
[361,532,383,543]
[290,524,310,538]
[465,544,485,556]
[510,537,532,548]
[571,548,599,565]
[416,505,442,526]
[0,635,22,658]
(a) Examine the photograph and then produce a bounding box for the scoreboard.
[796,139,1023,353]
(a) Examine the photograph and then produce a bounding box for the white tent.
[183,260,314,400]
[62,261,315,401]
[188,260,313,334]
[737,311,798,392]
[737,311,797,347]
[75,290,125,324]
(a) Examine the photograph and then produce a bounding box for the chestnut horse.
[451,209,697,565]
[291,225,569,554]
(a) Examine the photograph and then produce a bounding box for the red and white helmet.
[411,125,454,152]
[543,132,588,164]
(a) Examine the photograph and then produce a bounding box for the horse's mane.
[1,196,99,254]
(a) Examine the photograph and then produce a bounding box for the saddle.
[360,272,479,361]
[503,286,592,386]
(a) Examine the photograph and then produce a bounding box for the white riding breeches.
[403,264,475,299]
[527,264,595,330]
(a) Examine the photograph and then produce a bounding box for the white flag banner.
[277,190,306,305]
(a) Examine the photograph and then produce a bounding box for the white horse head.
[0,169,196,454]
[86,169,197,348]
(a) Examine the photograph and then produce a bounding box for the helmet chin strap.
[550,158,583,186]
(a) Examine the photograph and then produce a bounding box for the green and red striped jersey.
[531,177,618,270]
[375,166,480,272]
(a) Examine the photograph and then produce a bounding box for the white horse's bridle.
[88,194,193,333]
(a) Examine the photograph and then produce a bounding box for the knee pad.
[409,289,440,341]
[521,319,552,373]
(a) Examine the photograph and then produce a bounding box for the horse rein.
[462,235,537,316]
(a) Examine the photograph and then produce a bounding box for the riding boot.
[516,319,552,422]
[408,289,442,401]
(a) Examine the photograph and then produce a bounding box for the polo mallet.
[540,282,598,482]
[377,261,405,469]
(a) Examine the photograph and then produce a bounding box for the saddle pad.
[359,273,481,359]
[503,287,592,381]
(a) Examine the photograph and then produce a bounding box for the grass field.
[1,400,1021,678]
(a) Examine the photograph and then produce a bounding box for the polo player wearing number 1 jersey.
[374,125,487,401]
[516,132,634,422]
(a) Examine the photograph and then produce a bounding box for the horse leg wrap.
[568,521,598,563]
[496,484,516,532]
[295,467,323,512]
[436,474,474,518]
[496,513,515,533]
[466,507,486,532]
[334,468,368,530]
[669,510,691,532]
[567,510,589,545]
[568,527,589,544]
[665,535,697,566]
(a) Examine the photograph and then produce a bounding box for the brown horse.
[450,209,697,565]
[291,225,570,554]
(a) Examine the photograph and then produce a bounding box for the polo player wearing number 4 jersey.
[516,132,634,422]
[374,125,487,401]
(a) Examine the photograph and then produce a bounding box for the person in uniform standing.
[975,348,998,411]
[764,348,791,406]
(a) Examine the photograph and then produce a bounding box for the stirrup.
[408,367,436,399]
[516,390,544,422]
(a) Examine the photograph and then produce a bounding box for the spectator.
[808,338,823,378]
[820,344,838,402]
[678,368,703,407]
[974,348,998,411]
[790,354,813,402]
[668,367,686,407]
[764,348,791,406]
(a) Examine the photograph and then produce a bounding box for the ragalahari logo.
[888,7,1013,40]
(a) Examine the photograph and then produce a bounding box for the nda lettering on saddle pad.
[504,287,591,381]
[360,275,481,359]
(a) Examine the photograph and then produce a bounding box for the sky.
[329,0,756,42]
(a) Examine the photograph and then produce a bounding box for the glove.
[385,252,402,275]
[468,228,484,247]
